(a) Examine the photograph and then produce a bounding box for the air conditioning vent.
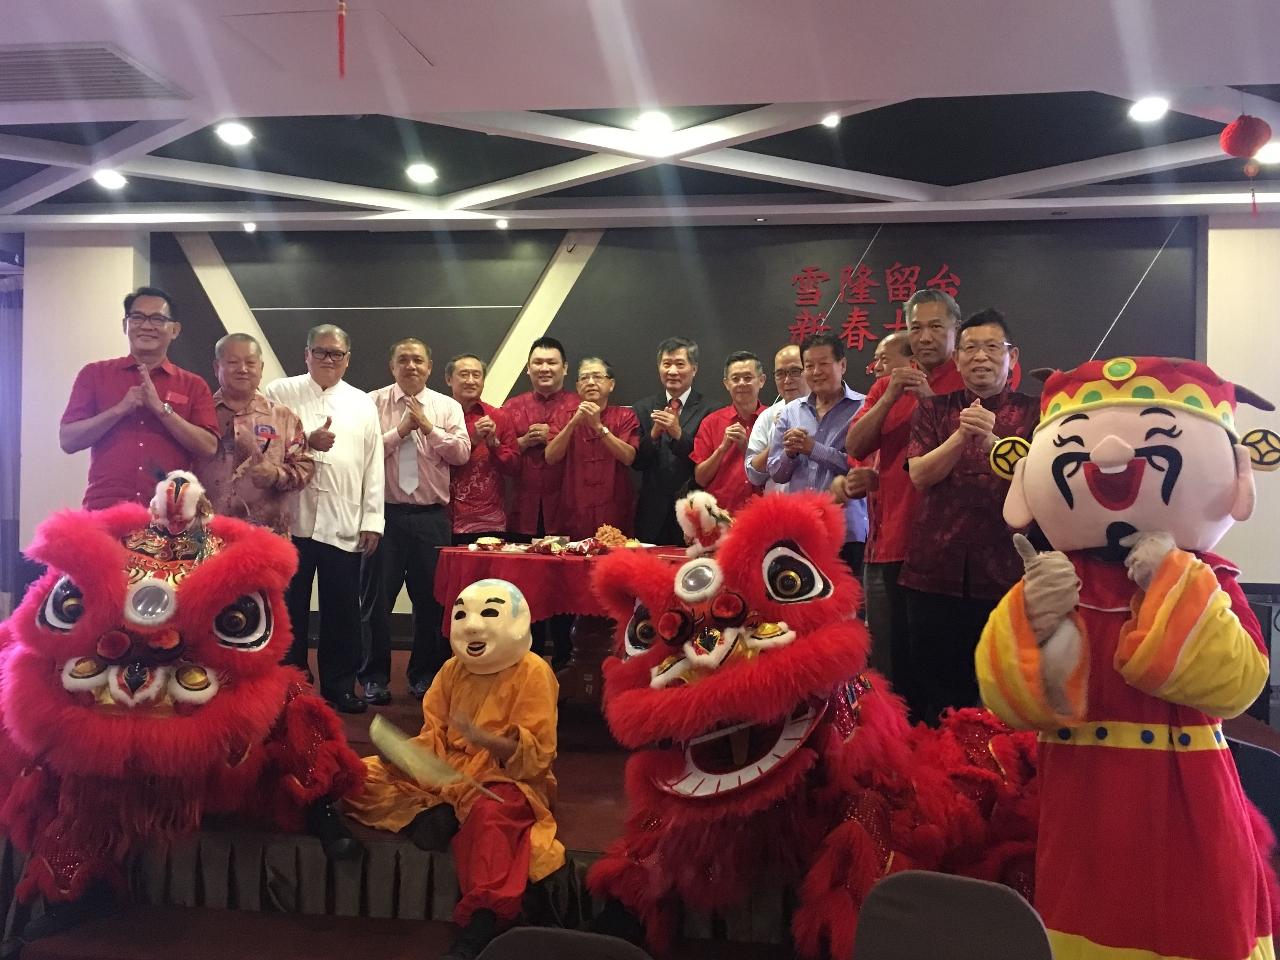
[0,43,188,103]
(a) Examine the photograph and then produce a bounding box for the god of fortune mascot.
[345,579,564,960]
[0,472,365,935]
[589,491,1039,959]
[976,357,1280,960]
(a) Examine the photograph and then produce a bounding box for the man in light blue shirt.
[767,332,867,573]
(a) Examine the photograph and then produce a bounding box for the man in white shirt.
[361,338,470,704]
[745,344,806,493]
[264,324,384,714]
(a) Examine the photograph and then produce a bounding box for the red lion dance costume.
[0,472,364,926]
[587,491,1038,958]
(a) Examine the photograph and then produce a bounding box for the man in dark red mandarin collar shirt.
[445,353,519,543]
[900,308,1037,725]
[692,351,767,513]
[60,286,219,509]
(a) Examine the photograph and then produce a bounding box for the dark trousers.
[863,561,910,685]
[507,519,573,669]
[285,536,362,702]
[902,587,999,726]
[360,503,451,687]
[840,540,865,580]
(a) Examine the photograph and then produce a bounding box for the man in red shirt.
[844,289,964,698]
[60,286,219,509]
[445,354,518,543]
[901,308,1037,724]
[501,337,579,538]
[692,351,767,513]
[501,336,579,666]
[544,358,641,539]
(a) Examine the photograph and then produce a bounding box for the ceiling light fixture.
[633,110,673,135]
[495,219,509,230]
[1128,97,1169,122]
[92,169,127,190]
[755,217,767,222]
[405,163,438,184]
[216,122,254,146]
[243,222,258,233]
[820,113,841,128]
[1255,141,1280,164]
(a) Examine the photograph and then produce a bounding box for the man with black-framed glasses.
[60,286,219,509]
[264,323,384,714]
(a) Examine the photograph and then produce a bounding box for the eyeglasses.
[125,312,174,327]
[577,372,612,382]
[957,341,1011,358]
[774,366,804,380]
[309,347,349,362]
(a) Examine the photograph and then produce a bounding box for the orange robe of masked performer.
[345,653,565,884]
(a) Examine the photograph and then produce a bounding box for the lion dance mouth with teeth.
[587,491,1039,959]
[0,472,364,906]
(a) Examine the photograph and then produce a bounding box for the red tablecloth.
[433,546,685,634]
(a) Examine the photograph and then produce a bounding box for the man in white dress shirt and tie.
[264,324,384,714]
[361,337,470,704]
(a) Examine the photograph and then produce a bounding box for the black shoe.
[443,908,498,960]
[19,881,118,942]
[362,681,391,705]
[326,692,367,714]
[408,678,430,699]
[306,801,364,861]
[588,898,645,946]
[406,804,460,852]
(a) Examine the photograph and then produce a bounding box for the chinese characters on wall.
[788,261,962,352]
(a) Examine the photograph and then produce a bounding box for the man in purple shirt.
[767,332,867,574]
[900,308,1037,724]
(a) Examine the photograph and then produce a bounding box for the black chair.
[478,927,655,960]
[1229,737,1280,835]
[852,871,1052,960]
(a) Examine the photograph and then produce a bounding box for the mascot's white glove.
[1013,533,1080,644]
[1120,531,1178,591]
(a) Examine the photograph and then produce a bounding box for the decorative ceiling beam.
[947,135,1225,200]
[442,154,650,210]
[678,148,944,202]
[0,118,208,215]
[116,155,441,211]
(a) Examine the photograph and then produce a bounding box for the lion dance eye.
[761,543,831,604]
[40,576,85,632]
[213,593,271,651]
[624,603,656,659]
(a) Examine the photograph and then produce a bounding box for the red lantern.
[1220,115,1272,158]
[1220,114,1272,216]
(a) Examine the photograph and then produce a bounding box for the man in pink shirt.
[361,338,470,704]
[692,351,767,513]
[60,286,219,508]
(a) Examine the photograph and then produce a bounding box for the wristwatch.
[599,426,611,437]
[161,402,174,417]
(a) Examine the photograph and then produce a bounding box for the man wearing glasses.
[692,351,768,512]
[60,286,219,509]
[745,344,806,493]
[264,324,384,715]
[844,290,965,697]
[544,358,640,539]
[900,308,1037,724]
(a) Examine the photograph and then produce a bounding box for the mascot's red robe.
[0,490,364,903]
[587,492,1038,958]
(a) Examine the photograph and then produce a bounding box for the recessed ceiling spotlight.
[495,218,509,230]
[1128,97,1169,122]
[243,222,258,233]
[755,217,768,222]
[216,122,254,146]
[1255,141,1280,164]
[820,113,841,128]
[92,169,127,190]
[633,110,673,135]
[405,163,438,184]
